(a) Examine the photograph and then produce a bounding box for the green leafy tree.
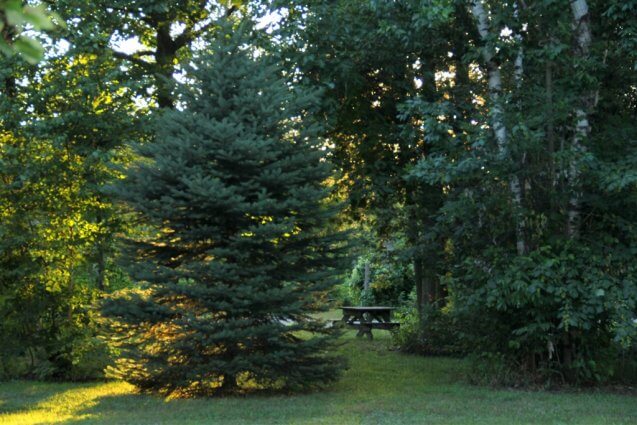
[274,0,637,383]
[52,0,244,108]
[272,0,459,316]
[405,0,637,382]
[0,24,139,379]
[104,27,347,396]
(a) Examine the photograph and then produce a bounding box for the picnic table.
[340,306,399,340]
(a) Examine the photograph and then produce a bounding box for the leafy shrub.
[0,273,113,381]
[393,306,463,356]
[451,244,637,385]
[465,352,531,388]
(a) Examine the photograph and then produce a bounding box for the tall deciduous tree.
[470,0,526,255]
[408,0,637,381]
[273,0,457,315]
[52,0,244,108]
[0,7,139,378]
[273,0,637,382]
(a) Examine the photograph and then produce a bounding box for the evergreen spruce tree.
[104,27,348,397]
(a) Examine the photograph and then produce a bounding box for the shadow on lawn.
[0,383,67,414]
[0,382,105,416]
[53,339,468,424]
[2,336,471,424]
[55,390,354,425]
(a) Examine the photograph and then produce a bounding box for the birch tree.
[470,0,526,255]
[567,0,593,237]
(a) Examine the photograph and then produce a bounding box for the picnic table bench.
[340,306,399,340]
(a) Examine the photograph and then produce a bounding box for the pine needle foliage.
[103,26,348,397]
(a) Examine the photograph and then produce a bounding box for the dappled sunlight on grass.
[0,332,635,424]
[0,382,134,425]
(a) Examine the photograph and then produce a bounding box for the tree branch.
[112,50,154,69]
[173,4,238,50]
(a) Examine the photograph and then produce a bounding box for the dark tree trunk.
[154,20,177,109]
[422,259,433,306]
[414,256,424,318]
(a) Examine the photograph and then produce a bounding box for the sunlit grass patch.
[0,331,635,424]
[0,381,134,424]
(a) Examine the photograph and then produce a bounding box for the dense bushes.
[392,307,462,357]
[390,241,637,385]
[449,244,637,385]
[0,277,112,381]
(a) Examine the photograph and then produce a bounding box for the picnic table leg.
[359,323,372,340]
[358,312,368,338]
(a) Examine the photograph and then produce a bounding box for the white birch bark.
[471,0,526,255]
[513,2,524,90]
[567,0,592,237]
[513,1,528,253]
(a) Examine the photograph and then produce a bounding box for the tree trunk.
[513,1,528,253]
[567,0,593,238]
[154,20,177,109]
[1,18,17,100]
[545,60,556,187]
[422,263,436,307]
[471,0,526,255]
[363,261,370,292]
[414,256,424,319]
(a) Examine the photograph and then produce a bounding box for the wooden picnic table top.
[341,306,396,311]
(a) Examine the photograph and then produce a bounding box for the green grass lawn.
[1,317,636,425]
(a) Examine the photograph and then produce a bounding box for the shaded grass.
[1,320,636,424]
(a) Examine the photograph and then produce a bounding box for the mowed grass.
[1,314,636,424]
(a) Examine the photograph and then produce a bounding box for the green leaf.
[13,36,44,64]
[23,5,56,31]
[3,0,23,14]
[5,8,25,27]
[0,38,12,56]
